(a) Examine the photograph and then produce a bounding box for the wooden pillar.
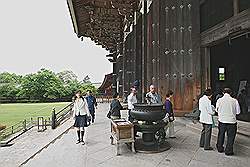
[152,0,157,87]
[146,4,153,90]
[135,12,143,102]
[122,40,126,101]
[200,46,211,91]
[117,55,123,97]
[133,23,136,89]
[233,0,239,16]
[158,0,167,97]
[128,33,133,90]
[155,0,160,90]
[205,47,211,88]
[112,55,117,94]
[141,0,148,103]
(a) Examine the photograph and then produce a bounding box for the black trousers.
[89,110,95,122]
[200,123,212,149]
[128,109,133,123]
[216,122,237,154]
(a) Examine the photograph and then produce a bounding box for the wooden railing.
[0,102,73,145]
[0,120,29,142]
[0,117,50,143]
[51,102,74,129]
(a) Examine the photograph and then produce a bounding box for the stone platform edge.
[19,124,73,167]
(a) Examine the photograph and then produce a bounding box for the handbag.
[169,116,175,122]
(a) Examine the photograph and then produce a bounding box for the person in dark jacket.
[165,90,176,138]
[86,90,97,123]
[108,92,123,120]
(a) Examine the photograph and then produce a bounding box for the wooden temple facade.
[67,0,250,112]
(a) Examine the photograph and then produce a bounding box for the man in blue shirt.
[86,90,97,123]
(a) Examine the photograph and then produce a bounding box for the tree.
[0,83,20,98]
[0,72,22,98]
[63,80,82,98]
[57,70,78,84]
[80,84,97,95]
[0,69,97,101]
[19,69,65,100]
[0,72,22,84]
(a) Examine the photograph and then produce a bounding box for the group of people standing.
[72,90,97,145]
[199,88,241,156]
[72,84,242,155]
[107,84,176,138]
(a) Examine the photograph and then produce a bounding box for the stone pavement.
[18,103,249,167]
[0,116,74,167]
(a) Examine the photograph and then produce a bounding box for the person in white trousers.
[165,90,176,138]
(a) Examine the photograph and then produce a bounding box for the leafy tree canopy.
[0,69,97,101]
[57,70,78,84]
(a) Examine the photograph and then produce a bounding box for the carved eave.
[67,0,140,52]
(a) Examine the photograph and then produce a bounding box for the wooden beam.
[201,9,250,46]
[67,0,79,34]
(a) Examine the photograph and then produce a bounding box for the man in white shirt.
[199,88,215,150]
[127,87,137,122]
[216,88,241,156]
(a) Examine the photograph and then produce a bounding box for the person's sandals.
[81,141,85,145]
[76,140,81,144]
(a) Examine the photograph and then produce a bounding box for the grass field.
[0,102,70,128]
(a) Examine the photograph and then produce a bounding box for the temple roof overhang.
[67,0,141,53]
[98,73,113,91]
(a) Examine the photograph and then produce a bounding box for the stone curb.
[19,124,73,166]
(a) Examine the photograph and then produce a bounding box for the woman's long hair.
[72,90,83,102]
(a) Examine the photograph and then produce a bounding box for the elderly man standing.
[127,87,138,122]
[216,88,241,156]
[146,85,162,104]
[199,88,214,150]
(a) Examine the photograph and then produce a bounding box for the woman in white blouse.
[72,90,90,145]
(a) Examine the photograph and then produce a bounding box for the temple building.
[67,0,250,119]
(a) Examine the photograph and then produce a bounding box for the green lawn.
[0,102,70,128]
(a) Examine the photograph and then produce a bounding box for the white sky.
[0,0,112,83]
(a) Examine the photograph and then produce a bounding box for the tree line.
[0,69,97,102]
